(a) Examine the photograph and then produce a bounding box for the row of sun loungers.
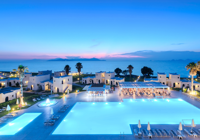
[33,96,46,102]
[44,114,60,126]
[58,105,69,113]
[134,128,200,139]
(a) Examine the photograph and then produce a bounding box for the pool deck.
[0,87,200,140]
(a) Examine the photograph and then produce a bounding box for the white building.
[82,71,124,86]
[53,75,73,93]
[54,71,66,77]
[27,71,73,93]
[156,72,200,90]
[28,74,51,90]
[0,87,21,103]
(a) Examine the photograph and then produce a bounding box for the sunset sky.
[0,0,200,60]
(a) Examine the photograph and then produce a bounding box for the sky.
[0,0,200,60]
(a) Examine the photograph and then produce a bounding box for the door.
[173,83,175,87]
[85,80,87,84]
[193,85,195,90]
[92,80,93,84]
[111,81,113,86]
[9,82,11,86]
[182,84,185,88]
[99,80,100,84]
[5,97,9,102]
[116,82,118,86]
[0,83,1,87]
[57,88,59,93]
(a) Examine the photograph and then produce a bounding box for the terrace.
[0,87,200,140]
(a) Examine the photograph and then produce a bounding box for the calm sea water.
[0,60,193,77]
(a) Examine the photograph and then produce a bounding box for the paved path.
[0,88,200,140]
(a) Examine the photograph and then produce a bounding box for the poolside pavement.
[0,88,200,140]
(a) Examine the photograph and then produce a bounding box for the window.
[160,76,161,78]
[25,76,26,77]
[68,79,69,81]
[14,81,15,83]
[178,77,179,79]
[12,95,14,97]
[54,80,55,82]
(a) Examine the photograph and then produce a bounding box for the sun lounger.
[142,129,148,137]
[163,129,171,137]
[133,129,138,137]
[158,129,167,137]
[51,115,60,120]
[44,119,55,126]
[184,129,193,137]
[150,130,157,137]
[152,129,159,137]
[155,129,162,137]
[33,98,37,102]
[177,130,186,139]
[171,130,178,137]
[193,129,200,137]
[37,98,40,101]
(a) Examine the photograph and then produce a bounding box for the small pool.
[0,113,41,135]
[53,99,200,135]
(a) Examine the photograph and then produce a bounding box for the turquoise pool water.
[0,113,41,135]
[53,99,200,135]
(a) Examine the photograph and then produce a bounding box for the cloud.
[90,39,101,48]
[90,42,101,48]
[122,50,200,60]
[171,43,185,45]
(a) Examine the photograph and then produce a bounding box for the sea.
[0,60,195,77]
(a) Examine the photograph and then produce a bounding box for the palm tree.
[76,62,83,83]
[64,65,71,75]
[127,65,134,80]
[186,62,200,93]
[17,65,28,105]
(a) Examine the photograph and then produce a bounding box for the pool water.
[0,113,41,135]
[53,99,200,135]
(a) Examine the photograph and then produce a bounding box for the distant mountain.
[49,58,105,61]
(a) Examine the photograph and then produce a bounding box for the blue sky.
[0,0,200,60]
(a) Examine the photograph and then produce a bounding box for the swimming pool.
[0,113,41,135]
[53,99,200,135]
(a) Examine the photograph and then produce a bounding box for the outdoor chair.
[163,129,171,137]
[183,129,193,137]
[133,129,138,137]
[171,130,178,137]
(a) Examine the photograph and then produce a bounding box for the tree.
[141,66,153,77]
[115,68,122,77]
[122,70,128,76]
[186,62,200,93]
[16,82,20,87]
[64,65,71,75]
[76,62,83,83]
[127,65,134,79]
[17,65,28,105]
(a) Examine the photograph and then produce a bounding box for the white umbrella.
[67,89,69,95]
[191,119,196,132]
[6,105,11,112]
[16,98,19,105]
[138,120,141,133]
[179,122,182,132]
[50,108,54,115]
[147,122,151,133]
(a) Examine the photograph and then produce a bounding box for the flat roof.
[111,77,124,80]
[119,82,169,89]
[0,87,20,94]
[157,72,165,75]
[144,78,159,82]
[169,73,179,75]
[91,84,104,87]
[54,75,71,78]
